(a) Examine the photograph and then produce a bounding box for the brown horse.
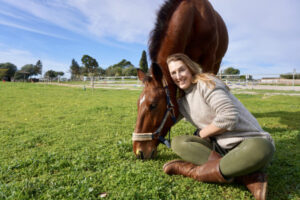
[133,0,228,159]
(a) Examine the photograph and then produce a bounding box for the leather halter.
[132,79,177,148]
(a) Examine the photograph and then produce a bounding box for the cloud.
[211,0,300,74]
[0,19,71,40]
[0,0,164,44]
[1,0,299,76]
[65,0,164,44]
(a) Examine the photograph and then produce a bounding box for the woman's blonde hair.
[166,53,216,88]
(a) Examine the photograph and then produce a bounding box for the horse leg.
[200,50,217,74]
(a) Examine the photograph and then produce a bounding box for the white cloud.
[0,0,164,44]
[66,0,164,43]
[211,0,300,74]
[1,0,299,75]
[0,0,86,34]
[0,19,71,40]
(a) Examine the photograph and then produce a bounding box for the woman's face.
[168,60,193,90]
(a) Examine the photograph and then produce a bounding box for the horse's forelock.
[143,76,152,84]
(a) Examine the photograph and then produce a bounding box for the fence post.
[293,68,296,90]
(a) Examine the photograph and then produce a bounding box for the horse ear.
[151,63,163,82]
[137,69,145,81]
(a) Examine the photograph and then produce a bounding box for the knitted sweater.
[178,76,274,149]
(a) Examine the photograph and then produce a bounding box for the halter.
[132,79,177,148]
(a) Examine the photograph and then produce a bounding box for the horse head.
[133,63,177,159]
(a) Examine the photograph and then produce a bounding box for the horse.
[133,0,228,159]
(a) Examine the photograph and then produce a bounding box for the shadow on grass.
[267,135,300,200]
[253,111,300,130]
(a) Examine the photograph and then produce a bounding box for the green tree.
[139,50,148,73]
[14,71,30,81]
[0,68,8,80]
[105,59,134,76]
[70,59,80,80]
[223,67,240,75]
[97,67,105,76]
[44,70,55,80]
[44,70,63,81]
[35,60,43,75]
[81,55,99,88]
[280,73,300,79]
[21,64,41,79]
[0,62,17,81]
[123,66,137,76]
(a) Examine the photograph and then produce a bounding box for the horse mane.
[148,0,182,62]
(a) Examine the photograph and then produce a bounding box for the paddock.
[0,82,299,199]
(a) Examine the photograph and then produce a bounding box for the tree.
[70,59,80,80]
[223,67,240,75]
[0,62,17,81]
[139,50,148,73]
[97,67,105,76]
[35,60,43,76]
[280,73,300,79]
[21,64,41,79]
[44,70,64,81]
[79,66,88,78]
[14,70,30,81]
[0,68,9,80]
[123,66,137,76]
[81,55,99,88]
[105,59,135,76]
[44,70,57,80]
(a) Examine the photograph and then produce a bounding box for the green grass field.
[0,82,299,199]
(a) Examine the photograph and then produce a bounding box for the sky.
[0,0,299,78]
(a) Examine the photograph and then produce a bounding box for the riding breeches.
[171,135,275,177]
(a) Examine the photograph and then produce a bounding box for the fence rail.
[38,72,300,91]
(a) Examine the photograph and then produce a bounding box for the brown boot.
[236,172,267,200]
[163,151,221,176]
[163,151,229,183]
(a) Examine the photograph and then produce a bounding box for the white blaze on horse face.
[140,95,146,106]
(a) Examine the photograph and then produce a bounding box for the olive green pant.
[171,135,275,177]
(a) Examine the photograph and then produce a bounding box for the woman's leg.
[171,135,213,165]
[220,138,275,177]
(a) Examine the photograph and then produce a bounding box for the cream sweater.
[178,76,274,149]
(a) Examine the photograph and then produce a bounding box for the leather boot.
[236,172,267,200]
[163,151,229,183]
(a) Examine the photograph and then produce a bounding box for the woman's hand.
[199,123,227,138]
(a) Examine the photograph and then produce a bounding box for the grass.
[0,82,299,199]
[232,88,300,94]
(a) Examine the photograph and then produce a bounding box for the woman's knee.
[242,138,274,165]
[220,138,275,177]
[171,135,189,152]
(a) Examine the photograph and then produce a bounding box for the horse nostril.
[150,149,156,159]
[139,151,144,160]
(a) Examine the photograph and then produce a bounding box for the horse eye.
[149,103,157,110]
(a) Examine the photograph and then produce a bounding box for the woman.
[164,53,275,200]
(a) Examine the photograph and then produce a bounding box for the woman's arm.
[201,82,239,135]
[199,123,227,138]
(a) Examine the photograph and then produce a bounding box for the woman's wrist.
[200,124,226,138]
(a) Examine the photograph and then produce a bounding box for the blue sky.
[0,0,299,78]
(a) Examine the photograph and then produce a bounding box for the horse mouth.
[136,149,157,160]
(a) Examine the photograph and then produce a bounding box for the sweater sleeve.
[203,85,239,131]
